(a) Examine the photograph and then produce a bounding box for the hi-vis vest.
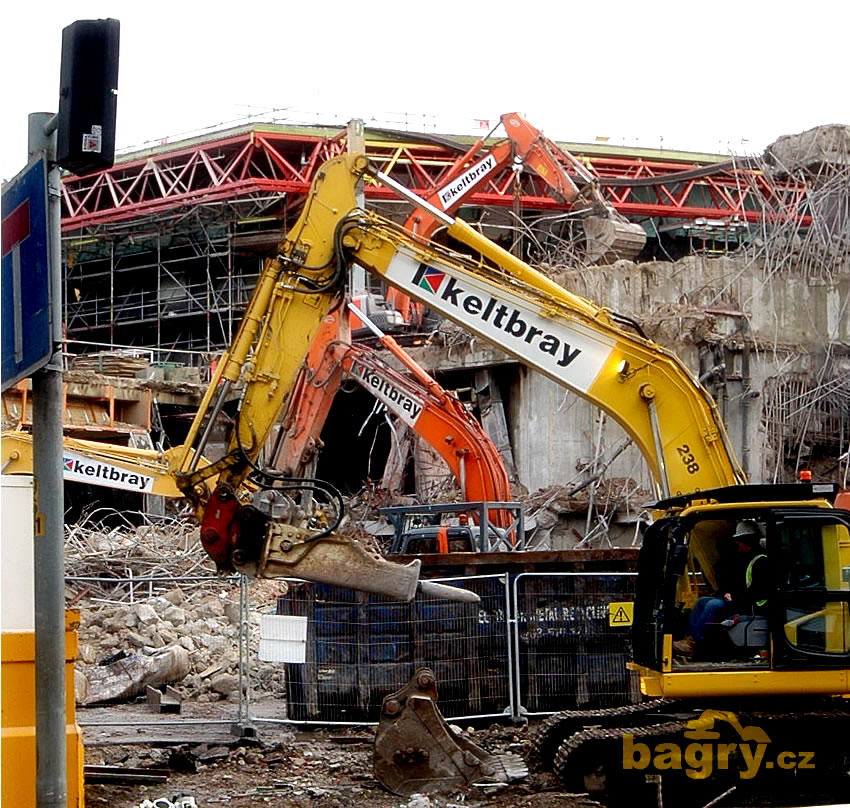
[746,553,767,607]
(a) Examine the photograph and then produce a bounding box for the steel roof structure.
[60,123,807,232]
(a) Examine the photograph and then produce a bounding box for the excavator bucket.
[583,215,647,264]
[374,668,528,795]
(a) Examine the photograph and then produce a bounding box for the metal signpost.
[28,112,67,808]
[3,19,118,807]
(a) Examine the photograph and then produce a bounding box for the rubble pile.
[67,514,289,706]
[523,478,649,549]
[524,478,647,516]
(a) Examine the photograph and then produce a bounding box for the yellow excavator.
[4,152,849,802]
[173,153,844,803]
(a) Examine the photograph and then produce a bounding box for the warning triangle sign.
[608,601,634,627]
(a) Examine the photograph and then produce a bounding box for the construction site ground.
[82,704,584,808]
[81,704,843,808]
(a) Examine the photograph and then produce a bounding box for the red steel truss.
[61,124,807,231]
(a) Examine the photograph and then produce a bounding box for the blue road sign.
[1,153,51,391]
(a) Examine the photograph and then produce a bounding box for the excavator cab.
[632,483,850,697]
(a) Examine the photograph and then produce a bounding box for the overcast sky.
[3,0,849,183]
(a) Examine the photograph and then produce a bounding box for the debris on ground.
[84,717,595,808]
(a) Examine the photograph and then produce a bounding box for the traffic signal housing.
[56,19,120,176]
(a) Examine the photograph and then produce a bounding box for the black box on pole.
[56,18,120,176]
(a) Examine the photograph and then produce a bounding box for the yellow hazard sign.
[608,602,634,627]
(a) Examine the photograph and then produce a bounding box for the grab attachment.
[374,668,527,795]
[248,524,479,603]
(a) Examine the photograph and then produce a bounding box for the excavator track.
[553,718,689,804]
[550,700,850,807]
[529,699,672,772]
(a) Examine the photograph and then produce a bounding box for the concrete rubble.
[764,123,850,176]
[66,515,290,705]
[74,579,288,705]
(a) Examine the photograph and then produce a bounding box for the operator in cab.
[674,520,768,658]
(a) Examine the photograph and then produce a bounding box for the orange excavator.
[382,111,647,328]
[273,302,515,535]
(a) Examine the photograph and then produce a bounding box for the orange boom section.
[275,309,513,533]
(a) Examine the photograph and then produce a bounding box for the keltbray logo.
[417,267,445,294]
[62,451,155,493]
[438,154,498,209]
[384,252,614,393]
[623,710,814,780]
[411,263,582,370]
[350,362,424,428]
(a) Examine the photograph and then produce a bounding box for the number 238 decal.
[677,445,700,474]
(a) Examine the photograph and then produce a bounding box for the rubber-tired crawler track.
[534,699,850,807]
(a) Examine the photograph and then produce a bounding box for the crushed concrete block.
[163,605,186,626]
[162,588,185,606]
[764,124,850,176]
[223,600,241,625]
[74,668,88,704]
[202,618,223,632]
[135,603,158,626]
[158,628,179,645]
[195,597,225,618]
[209,673,239,696]
[199,633,228,654]
[148,596,174,615]
[126,631,150,648]
[78,643,98,664]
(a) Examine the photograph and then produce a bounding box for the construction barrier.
[512,572,640,716]
[273,574,512,723]
[64,569,640,727]
[265,571,640,724]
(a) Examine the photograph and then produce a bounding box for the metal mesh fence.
[273,574,512,724]
[513,573,640,715]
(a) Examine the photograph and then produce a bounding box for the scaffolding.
[62,205,279,364]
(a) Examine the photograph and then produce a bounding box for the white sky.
[2,0,849,183]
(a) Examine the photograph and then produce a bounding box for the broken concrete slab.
[79,646,190,706]
[764,124,850,176]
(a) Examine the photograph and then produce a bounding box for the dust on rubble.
[84,719,595,808]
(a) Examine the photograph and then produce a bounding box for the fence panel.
[272,574,511,724]
[513,572,640,716]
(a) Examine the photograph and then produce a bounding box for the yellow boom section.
[340,192,745,497]
[181,151,742,498]
[2,431,182,497]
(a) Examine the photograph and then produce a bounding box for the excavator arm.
[355,198,744,498]
[388,112,646,324]
[268,154,742,501]
[0,154,477,606]
[2,431,182,497]
[170,152,740,589]
[275,307,513,524]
